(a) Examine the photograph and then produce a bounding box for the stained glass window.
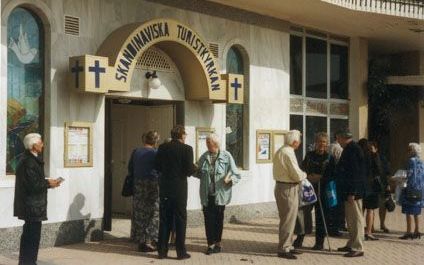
[226,47,244,167]
[7,7,44,173]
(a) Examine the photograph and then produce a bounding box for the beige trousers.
[275,182,299,253]
[344,199,365,252]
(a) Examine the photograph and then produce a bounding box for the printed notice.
[257,133,270,160]
[64,122,92,167]
[67,127,89,164]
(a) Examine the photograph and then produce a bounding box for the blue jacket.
[196,150,241,206]
[402,156,424,207]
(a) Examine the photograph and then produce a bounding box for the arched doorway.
[100,19,224,231]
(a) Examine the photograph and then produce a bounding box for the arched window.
[226,46,246,168]
[7,7,44,173]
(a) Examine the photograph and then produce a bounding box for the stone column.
[349,37,369,140]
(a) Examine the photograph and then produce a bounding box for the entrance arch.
[96,19,225,101]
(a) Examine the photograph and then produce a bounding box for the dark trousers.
[203,196,225,246]
[158,196,187,257]
[314,201,326,244]
[19,221,42,265]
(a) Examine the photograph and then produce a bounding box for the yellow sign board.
[222,74,244,104]
[68,18,245,103]
[69,55,109,94]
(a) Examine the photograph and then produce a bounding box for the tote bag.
[326,180,338,208]
[299,179,317,207]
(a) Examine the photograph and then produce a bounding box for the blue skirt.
[402,204,422,215]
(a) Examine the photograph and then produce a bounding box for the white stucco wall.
[0,0,290,228]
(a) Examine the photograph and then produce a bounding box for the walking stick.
[317,181,332,252]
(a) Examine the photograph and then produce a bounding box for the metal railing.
[323,0,424,19]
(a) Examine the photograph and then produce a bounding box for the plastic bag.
[299,179,317,207]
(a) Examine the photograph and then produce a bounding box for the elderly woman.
[14,133,61,265]
[400,143,424,240]
[294,132,330,250]
[130,131,160,252]
[196,133,241,255]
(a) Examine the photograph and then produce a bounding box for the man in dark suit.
[155,125,195,260]
[335,130,367,258]
[14,133,61,265]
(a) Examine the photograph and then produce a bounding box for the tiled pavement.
[1,207,423,265]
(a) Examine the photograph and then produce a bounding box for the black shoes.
[138,243,156,252]
[399,233,414,240]
[177,253,191,260]
[205,245,222,255]
[293,234,304,248]
[205,247,214,255]
[365,234,379,241]
[312,244,324,251]
[381,226,390,233]
[214,245,222,253]
[278,252,297,260]
[400,232,422,240]
[344,251,364,258]
[337,246,352,252]
[158,253,168,259]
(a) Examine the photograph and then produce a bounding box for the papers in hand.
[56,177,65,183]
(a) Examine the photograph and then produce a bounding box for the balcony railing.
[323,0,424,19]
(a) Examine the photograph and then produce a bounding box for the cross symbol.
[71,60,84,88]
[88,60,106,88]
[230,78,242,101]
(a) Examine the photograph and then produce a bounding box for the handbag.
[121,149,136,197]
[405,188,422,203]
[404,158,423,203]
[121,174,134,197]
[325,180,338,208]
[299,179,317,207]
[384,195,396,212]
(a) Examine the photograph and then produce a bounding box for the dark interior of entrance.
[103,98,184,231]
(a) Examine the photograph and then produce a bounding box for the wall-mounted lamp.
[145,70,161,89]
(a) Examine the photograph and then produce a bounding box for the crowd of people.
[273,129,424,259]
[129,125,240,260]
[12,126,424,264]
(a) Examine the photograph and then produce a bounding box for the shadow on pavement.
[185,236,345,258]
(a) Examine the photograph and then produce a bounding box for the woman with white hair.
[400,143,424,240]
[14,133,61,265]
[195,133,241,255]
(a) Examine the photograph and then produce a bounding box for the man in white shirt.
[273,130,306,260]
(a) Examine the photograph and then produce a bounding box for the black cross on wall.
[71,60,84,88]
[88,60,106,88]
[230,78,242,101]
